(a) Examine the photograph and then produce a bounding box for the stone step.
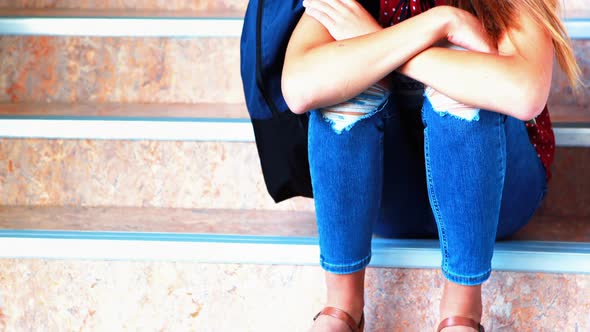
[1,136,589,214]
[0,215,588,329]
[0,38,587,107]
[0,35,243,104]
[0,207,318,237]
[0,258,586,331]
[0,137,314,210]
[0,206,588,242]
[0,12,587,106]
[0,103,588,141]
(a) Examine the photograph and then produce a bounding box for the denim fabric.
[308,86,547,284]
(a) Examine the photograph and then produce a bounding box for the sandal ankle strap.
[313,306,364,332]
[437,316,485,332]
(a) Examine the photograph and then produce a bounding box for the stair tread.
[0,206,318,237]
[0,103,248,119]
[512,215,590,242]
[1,206,588,242]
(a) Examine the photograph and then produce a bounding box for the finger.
[336,0,360,11]
[304,7,336,29]
[304,0,343,20]
[321,0,353,14]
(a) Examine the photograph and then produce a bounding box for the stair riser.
[1,37,588,106]
[0,259,587,331]
[1,139,588,216]
[0,0,246,11]
[538,147,590,217]
[0,139,314,211]
[0,36,243,104]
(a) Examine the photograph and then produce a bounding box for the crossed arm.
[281,2,554,121]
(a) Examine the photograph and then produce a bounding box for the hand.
[444,6,497,54]
[302,0,382,41]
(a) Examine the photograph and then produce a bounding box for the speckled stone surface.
[537,147,590,217]
[1,139,588,217]
[0,139,314,211]
[0,37,587,105]
[0,260,588,331]
[0,206,319,236]
[0,0,246,11]
[0,102,249,119]
[0,206,588,242]
[0,36,243,104]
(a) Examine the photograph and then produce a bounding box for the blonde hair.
[448,0,582,91]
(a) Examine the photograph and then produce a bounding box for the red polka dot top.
[379,0,555,180]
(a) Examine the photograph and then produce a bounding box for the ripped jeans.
[308,80,547,286]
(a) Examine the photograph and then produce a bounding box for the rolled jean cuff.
[442,267,492,286]
[320,253,372,275]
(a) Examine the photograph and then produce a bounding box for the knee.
[424,88,481,122]
[318,85,391,134]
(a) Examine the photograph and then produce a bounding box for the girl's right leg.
[308,94,393,330]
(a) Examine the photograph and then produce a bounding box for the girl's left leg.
[421,98,547,329]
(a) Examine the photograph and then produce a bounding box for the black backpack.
[240,0,379,203]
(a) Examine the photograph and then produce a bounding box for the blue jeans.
[308,84,547,285]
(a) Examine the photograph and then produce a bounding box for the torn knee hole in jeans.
[320,84,391,134]
[425,87,480,122]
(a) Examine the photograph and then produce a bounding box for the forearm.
[282,6,453,113]
[399,47,552,120]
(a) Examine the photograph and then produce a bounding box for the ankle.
[325,270,366,323]
[440,280,483,322]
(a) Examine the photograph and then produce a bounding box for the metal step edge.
[0,117,588,146]
[0,230,588,274]
[0,118,255,142]
[0,17,588,39]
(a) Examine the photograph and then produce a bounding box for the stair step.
[0,36,243,104]
[0,207,318,236]
[0,103,254,141]
[0,227,589,273]
[0,10,244,37]
[0,140,588,212]
[0,206,588,242]
[0,259,587,331]
[0,138,316,210]
[0,103,589,145]
[0,11,587,107]
[538,147,590,217]
[0,38,587,106]
[0,102,247,118]
[0,12,588,38]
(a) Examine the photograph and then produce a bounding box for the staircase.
[0,1,588,331]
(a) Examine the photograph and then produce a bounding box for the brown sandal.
[437,316,485,332]
[313,306,364,332]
